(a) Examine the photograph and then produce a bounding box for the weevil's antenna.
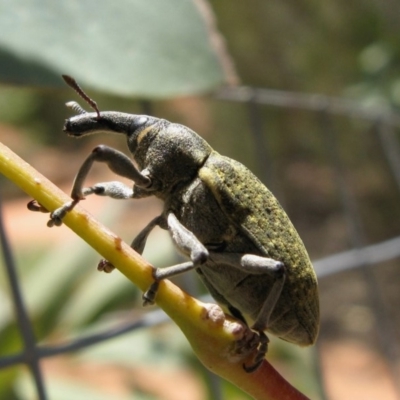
[62,75,101,119]
[65,101,87,115]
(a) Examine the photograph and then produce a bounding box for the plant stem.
[0,141,309,400]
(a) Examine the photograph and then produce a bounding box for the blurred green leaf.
[20,201,125,323]
[0,283,12,332]
[0,88,39,124]
[56,219,176,328]
[359,42,392,75]
[0,0,236,98]
[56,269,136,329]
[21,237,97,320]
[77,324,189,368]
[15,371,156,400]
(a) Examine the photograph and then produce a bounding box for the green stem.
[0,141,309,400]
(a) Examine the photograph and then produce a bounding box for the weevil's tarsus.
[27,199,49,213]
[62,75,101,119]
[97,215,163,276]
[97,259,115,273]
[142,281,160,306]
[243,331,269,373]
[48,199,79,227]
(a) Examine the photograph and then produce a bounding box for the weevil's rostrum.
[29,76,319,372]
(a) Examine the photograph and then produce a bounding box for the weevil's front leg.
[142,212,209,305]
[98,215,163,273]
[82,181,135,199]
[47,180,136,228]
[28,170,139,220]
[48,145,151,226]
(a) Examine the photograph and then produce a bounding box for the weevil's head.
[63,107,212,198]
[133,118,213,198]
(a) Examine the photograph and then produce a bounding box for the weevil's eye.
[130,116,149,132]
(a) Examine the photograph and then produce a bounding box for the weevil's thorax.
[128,120,213,199]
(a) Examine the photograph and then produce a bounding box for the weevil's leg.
[167,213,209,264]
[242,255,285,372]
[243,255,286,332]
[98,215,163,273]
[142,261,195,306]
[130,215,163,255]
[210,253,284,275]
[71,145,151,198]
[49,145,151,226]
[82,181,134,199]
[47,199,80,227]
[27,200,49,213]
[209,252,286,372]
[142,212,209,305]
[209,252,286,330]
[49,181,135,227]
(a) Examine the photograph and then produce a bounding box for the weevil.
[29,75,319,372]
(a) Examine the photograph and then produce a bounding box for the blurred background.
[1,1,400,399]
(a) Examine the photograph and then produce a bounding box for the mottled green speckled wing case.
[200,151,319,345]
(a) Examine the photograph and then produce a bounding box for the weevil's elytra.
[30,76,319,372]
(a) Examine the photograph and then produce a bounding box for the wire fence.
[1,85,400,399]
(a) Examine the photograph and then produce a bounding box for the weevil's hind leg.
[98,215,163,273]
[242,254,286,372]
[209,252,286,372]
[211,253,286,330]
[248,256,286,333]
[48,145,151,226]
[142,212,209,305]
